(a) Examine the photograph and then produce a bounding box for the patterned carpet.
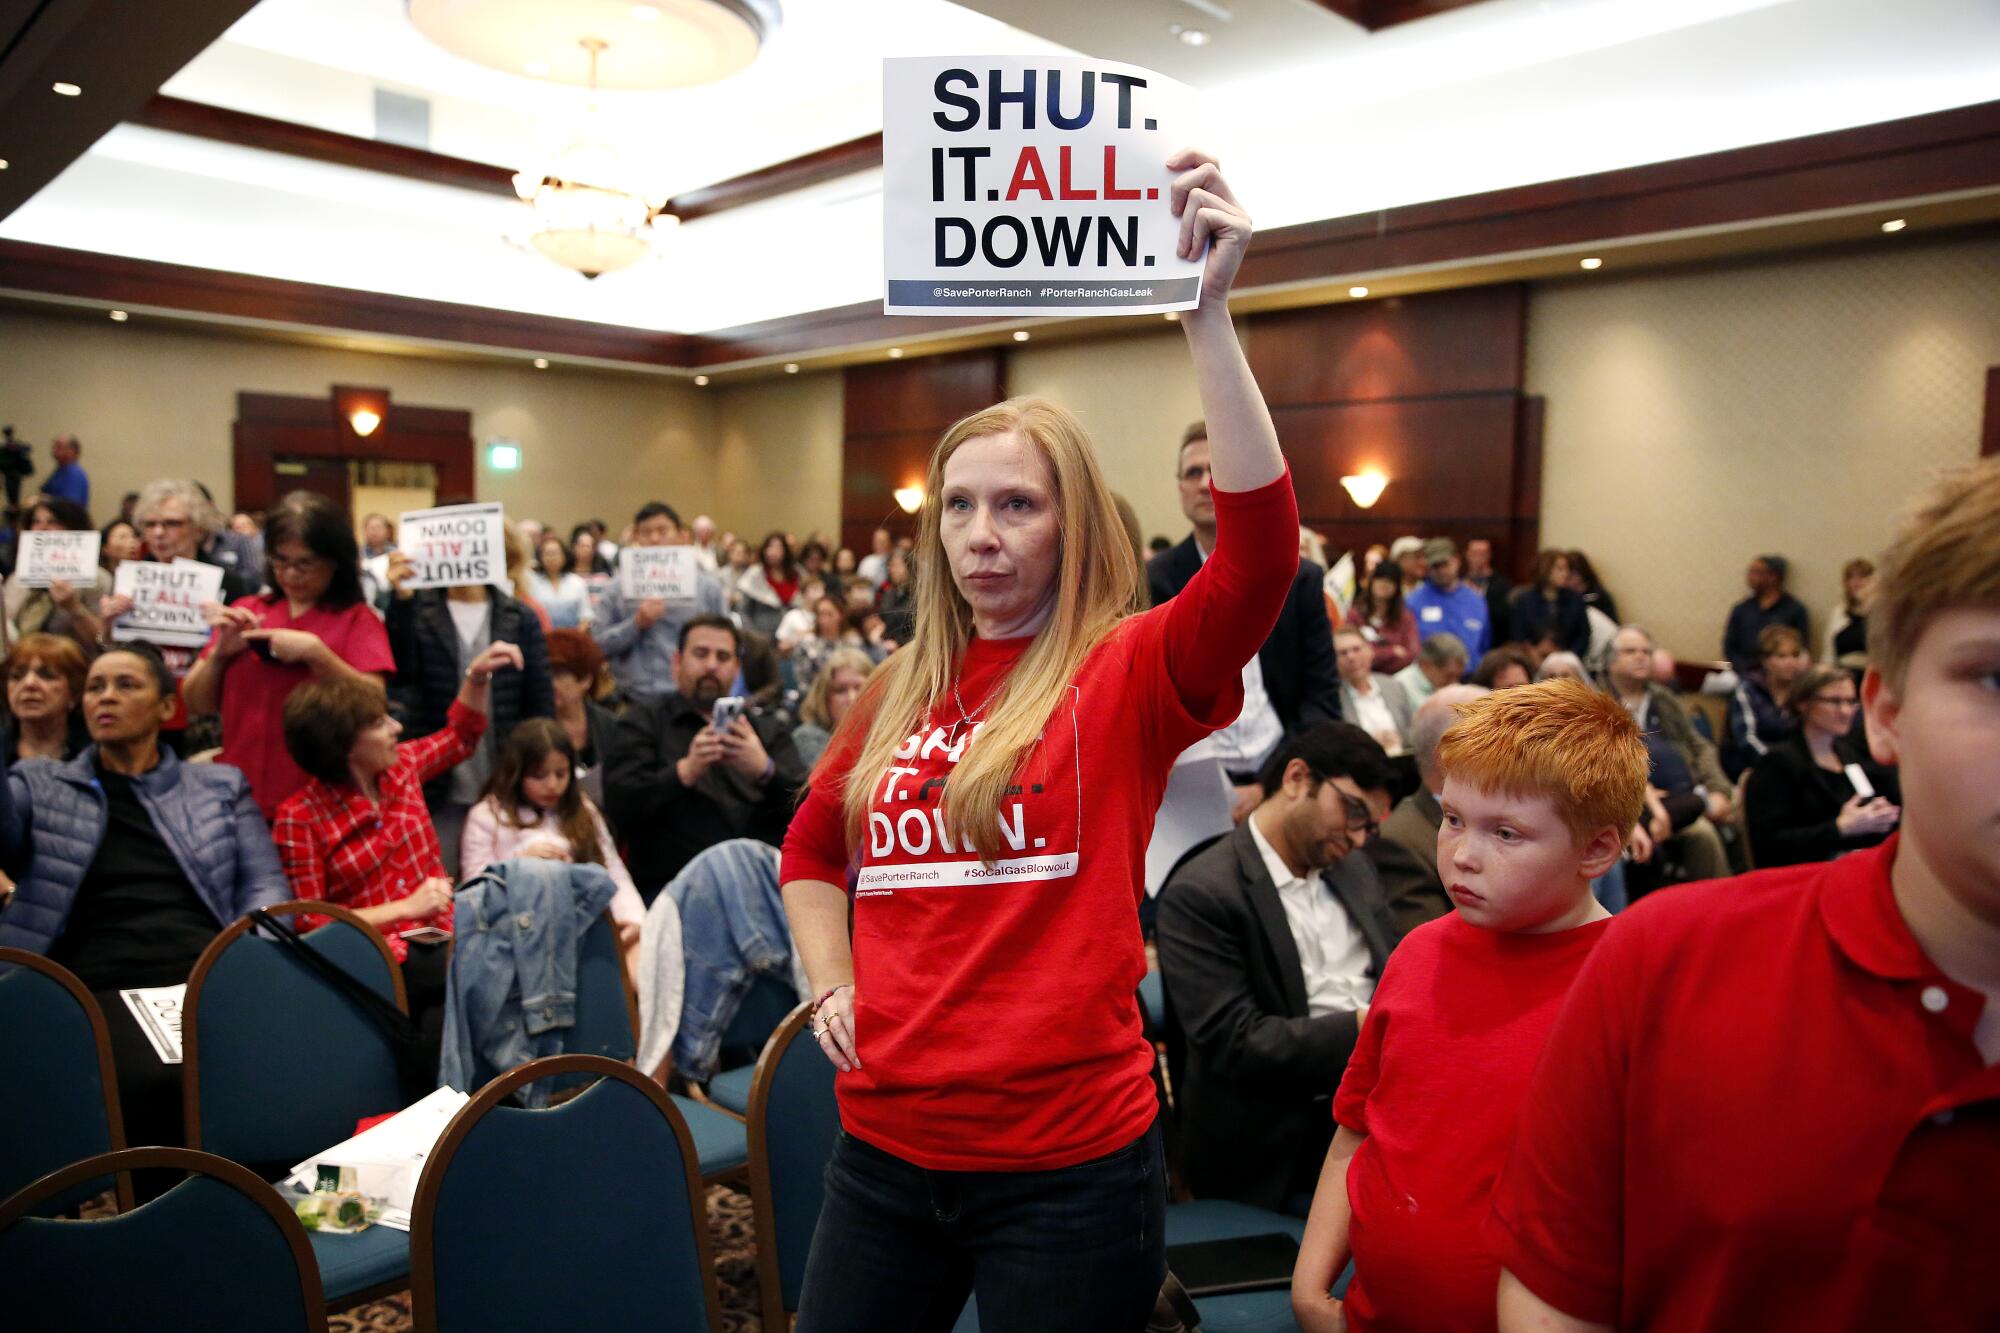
[328,1184,765,1332]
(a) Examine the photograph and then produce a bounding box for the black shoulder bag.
[250,909,437,1105]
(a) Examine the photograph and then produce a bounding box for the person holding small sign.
[590,501,725,706]
[5,496,110,653]
[183,491,395,820]
[781,150,1296,1332]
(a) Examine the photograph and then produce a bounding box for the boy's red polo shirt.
[1490,835,2000,1332]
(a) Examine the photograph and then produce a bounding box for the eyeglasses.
[1338,793,1379,838]
[269,554,330,575]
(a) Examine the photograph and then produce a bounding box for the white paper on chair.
[1144,737,1236,897]
[285,1086,470,1230]
[119,984,186,1064]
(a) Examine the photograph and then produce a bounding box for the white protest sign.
[112,558,226,648]
[120,984,185,1064]
[16,530,101,588]
[619,545,700,603]
[883,56,1203,317]
[399,502,506,591]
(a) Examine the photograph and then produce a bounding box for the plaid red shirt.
[272,702,486,961]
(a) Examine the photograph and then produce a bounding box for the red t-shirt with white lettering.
[1332,912,1609,1333]
[781,471,1299,1171]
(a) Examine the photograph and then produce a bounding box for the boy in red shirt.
[1291,678,1645,1333]
[1489,458,2000,1332]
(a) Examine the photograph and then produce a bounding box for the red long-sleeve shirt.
[272,701,485,961]
[781,470,1299,1170]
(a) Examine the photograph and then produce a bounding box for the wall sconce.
[348,408,383,437]
[893,484,925,514]
[1340,471,1388,509]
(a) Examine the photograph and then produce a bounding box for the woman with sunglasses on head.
[781,151,1296,1333]
[1741,663,1901,868]
[180,490,395,819]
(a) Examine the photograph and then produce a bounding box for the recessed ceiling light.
[694,374,709,386]
[52,82,81,97]
[784,362,800,374]
[1169,24,1210,46]
[533,357,549,369]
[524,59,550,76]
[1880,218,1907,233]
[1012,330,1031,342]
[1348,286,1369,299]
[1164,311,1179,322]
[887,347,904,358]
[1579,256,1603,270]
[108,310,129,322]
[631,4,661,19]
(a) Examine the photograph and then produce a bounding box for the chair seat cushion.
[1166,1198,1314,1332]
[705,1065,756,1115]
[672,1094,748,1178]
[308,1218,411,1300]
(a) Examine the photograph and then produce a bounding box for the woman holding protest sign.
[5,496,111,652]
[780,149,1295,1332]
[181,490,395,820]
[383,530,552,869]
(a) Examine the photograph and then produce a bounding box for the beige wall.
[1528,232,2000,662]
[0,308,714,537]
[1007,326,1217,546]
[711,370,844,545]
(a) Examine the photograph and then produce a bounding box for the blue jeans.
[796,1120,1168,1333]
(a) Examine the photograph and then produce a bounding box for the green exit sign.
[486,441,522,472]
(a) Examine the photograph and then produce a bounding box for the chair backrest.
[183,901,407,1167]
[0,1146,324,1331]
[747,1002,838,1320]
[568,910,638,1063]
[410,1054,720,1332]
[0,949,131,1214]
[721,972,800,1060]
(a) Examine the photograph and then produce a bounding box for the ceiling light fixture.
[411,0,777,90]
[784,362,800,374]
[349,408,383,437]
[1348,285,1369,298]
[0,159,9,171]
[1880,218,1907,233]
[108,310,129,322]
[1579,256,1603,270]
[509,38,677,279]
[1012,330,1031,342]
[1164,311,1179,321]
[52,82,81,97]
[1340,471,1388,509]
[694,374,710,385]
[894,485,926,514]
[1168,24,1210,46]
[887,347,904,358]
[533,357,550,368]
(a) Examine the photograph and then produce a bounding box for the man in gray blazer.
[1368,684,1488,940]
[1334,626,1416,754]
[1156,722,1397,1213]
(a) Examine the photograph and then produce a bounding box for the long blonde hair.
[828,398,1142,859]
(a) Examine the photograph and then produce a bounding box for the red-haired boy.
[1291,678,1646,1332]
[1491,457,2000,1331]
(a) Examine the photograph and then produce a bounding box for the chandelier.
[509,39,675,279]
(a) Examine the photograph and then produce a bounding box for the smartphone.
[710,695,747,732]
[398,926,451,944]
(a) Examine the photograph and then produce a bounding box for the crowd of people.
[0,153,1986,1333]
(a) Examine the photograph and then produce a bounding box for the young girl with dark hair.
[460,717,643,950]
[182,488,394,819]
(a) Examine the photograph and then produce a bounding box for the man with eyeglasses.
[1157,721,1398,1212]
[1150,420,1343,822]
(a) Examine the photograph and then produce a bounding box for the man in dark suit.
[1149,420,1342,819]
[1464,537,1513,648]
[1156,723,1397,1213]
